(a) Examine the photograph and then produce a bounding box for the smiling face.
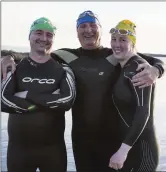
[111,33,134,60]
[77,22,101,49]
[29,29,54,55]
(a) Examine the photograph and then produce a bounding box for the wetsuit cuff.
[28,105,37,111]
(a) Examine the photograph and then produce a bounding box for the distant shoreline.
[1,49,166,59]
[144,53,166,57]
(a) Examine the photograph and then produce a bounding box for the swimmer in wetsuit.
[109,19,159,172]
[1,17,76,172]
[1,11,166,172]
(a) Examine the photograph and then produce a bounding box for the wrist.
[118,143,132,154]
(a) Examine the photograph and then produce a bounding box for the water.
[1,58,166,171]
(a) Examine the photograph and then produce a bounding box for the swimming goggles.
[110,28,135,36]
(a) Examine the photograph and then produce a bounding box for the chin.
[113,54,125,60]
[85,41,98,48]
[36,49,46,55]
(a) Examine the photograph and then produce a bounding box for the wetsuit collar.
[124,55,139,68]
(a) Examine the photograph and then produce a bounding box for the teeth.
[115,50,121,53]
[84,35,94,38]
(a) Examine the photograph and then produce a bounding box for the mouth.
[83,35,95,40]
[113,49,122,54]
[36,41,49,47]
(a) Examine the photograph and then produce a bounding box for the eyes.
[111,37,127,42]
[35,30,54,38]
[79,23,98,29]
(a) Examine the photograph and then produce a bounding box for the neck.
[119,52,136,68]
[29,51,51,63]
[82,44,101,50]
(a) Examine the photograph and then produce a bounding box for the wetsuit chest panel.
[112,69,137,129]
[70,56,116,133]
[16,59,63,93]
[71,57,115,90]
[113,71,136,108]
[8,58,66,145]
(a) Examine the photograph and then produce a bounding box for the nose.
[85,25,93,33]
[114,39,120,47]
[40,33,47,41]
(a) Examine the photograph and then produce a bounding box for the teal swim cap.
[30,17,56,34]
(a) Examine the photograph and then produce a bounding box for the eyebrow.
[35,30,43,32]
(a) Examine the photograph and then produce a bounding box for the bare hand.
[109,143,131,170]
[131,63,159,88]
[1,56,16,80]
[109,150,127,170]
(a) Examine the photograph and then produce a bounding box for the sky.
[2,1,166,54]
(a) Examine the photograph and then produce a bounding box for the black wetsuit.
[111,55,159,172]
[50,47,164,172]
[1,57,76,172]
[2,48,165,171]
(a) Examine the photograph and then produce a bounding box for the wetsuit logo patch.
[99,72,104,75]
[22,77,55,84]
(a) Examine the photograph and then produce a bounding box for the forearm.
[123,106,150,146]
[27,90,74,111]
[1,71,36,113]
[1,95,35,113]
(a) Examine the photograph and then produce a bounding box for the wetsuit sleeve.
[1,71,36,114]
[51,49,79,64]
[26,66,76,111]
[137,53,165,78]
[123,61,152,146]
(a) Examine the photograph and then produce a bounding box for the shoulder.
[124,55,145,79]
[102,47,113,55]
[49,58,64,70]
[51,48,79,64]
[15,57,29,70]
[127,55,145,68]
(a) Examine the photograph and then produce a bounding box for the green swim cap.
[30,17,56,34]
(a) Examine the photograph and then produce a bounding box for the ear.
[28,32,31,40]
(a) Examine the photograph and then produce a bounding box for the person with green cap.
[108,19,159,171]
[1,11,165,171]
[1,17,76,172]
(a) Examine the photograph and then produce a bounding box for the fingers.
[132,79,147,86]
[1,55,15,80]
[109,161,123,170]
[132,79,151,88]
[138,83,150,88]
[136,63,146,71]
[2,65,7,80]
[136,63,150,72]
[109,162,119,170]
[132,70,147,79]
[11,63,16,73]
[131,68,152,87]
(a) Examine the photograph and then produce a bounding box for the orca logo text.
[22,77,55,84]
